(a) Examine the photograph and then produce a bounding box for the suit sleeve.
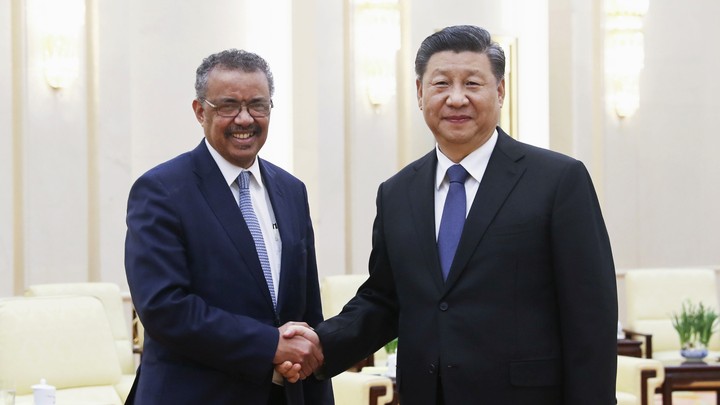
[315,182,399,378]
[551,160,618,404]
[125,172,278,384]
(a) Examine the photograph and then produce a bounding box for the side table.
[659,358,720,405]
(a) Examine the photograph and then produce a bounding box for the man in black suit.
[285,25,618,404]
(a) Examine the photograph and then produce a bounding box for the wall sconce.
[38,0,85,89]
[353,0,400,108]
[604,0,649,118]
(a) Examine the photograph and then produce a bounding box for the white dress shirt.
[204,139,282,298]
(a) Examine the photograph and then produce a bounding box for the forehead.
[423,50,492,79]
[205,67,270,99]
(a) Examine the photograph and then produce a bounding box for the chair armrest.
[333,371,394,405]
[623,329,653,358]
[617,355,665,405]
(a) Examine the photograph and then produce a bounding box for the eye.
[218,104,240,114]
[432,81,449,87]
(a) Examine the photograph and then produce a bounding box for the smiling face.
[416,50,504,163]
[192,67,271,168]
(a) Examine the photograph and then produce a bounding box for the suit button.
[429,363,437,374]
[439,302,449,311]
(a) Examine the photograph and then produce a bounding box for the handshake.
[274,321,324,383]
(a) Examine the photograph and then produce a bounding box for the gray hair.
[194,49,275,100]
[414,25,505,83]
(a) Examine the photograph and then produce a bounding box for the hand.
[275,361,302,383]
[274,322,324,380]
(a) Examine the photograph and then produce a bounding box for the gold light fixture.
[604,0,649,118]
[38,0,85,89]
[353,0,400,108]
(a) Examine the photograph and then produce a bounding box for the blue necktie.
[238,171,276,309]
[437,164,469,280]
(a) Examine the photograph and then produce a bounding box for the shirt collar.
[204,138,265,189]
[435,129,498,190]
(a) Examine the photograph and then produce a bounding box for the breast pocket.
[485,221,537,237]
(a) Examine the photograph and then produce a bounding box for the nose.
[445,85,468,107]
[234,106,255,124]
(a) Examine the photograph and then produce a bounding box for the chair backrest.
[0,295,122,396]
[625,268,720,353]
[321,274,368,318]
[25,282,135,374]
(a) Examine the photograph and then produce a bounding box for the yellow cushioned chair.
[623,268,720,360]
[0,295,124,405]
[25,282,136,401]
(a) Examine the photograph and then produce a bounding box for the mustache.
[225,125,259,135]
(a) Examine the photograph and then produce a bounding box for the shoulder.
[129,142,210,198]
[258,158,310,201]
[259,158,303,186]
[133,151,195,190]
[496,132,586,176]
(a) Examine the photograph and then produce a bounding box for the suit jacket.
[124,140,333,405]
[316,129,618,404]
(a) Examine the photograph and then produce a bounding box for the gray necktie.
[238,171,276,309]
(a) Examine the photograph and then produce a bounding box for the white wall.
[603,1,720,269]
[3,0,719,299]
[0,0,14,297]
[20,0,91,285]
[291,0,348,276]
[0,0,296,295]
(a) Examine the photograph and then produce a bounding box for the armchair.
[616,355,664,405]
[24,282,137,400]
[0,295,124,404]
[623,268,720,360]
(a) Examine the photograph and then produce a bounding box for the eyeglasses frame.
[202,98,274,118]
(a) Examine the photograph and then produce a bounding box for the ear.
[416,78,423,109]
[192,99,206,124]
[497,77,506,107]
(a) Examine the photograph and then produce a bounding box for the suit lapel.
[444,130,527,289]
[191,142,276,311]
[259,159,292,314]
[407,152,446,292]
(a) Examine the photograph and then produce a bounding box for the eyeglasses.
[202,98,273,118]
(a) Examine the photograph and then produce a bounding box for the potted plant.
[671,300,719,360]
[384,338,398,355]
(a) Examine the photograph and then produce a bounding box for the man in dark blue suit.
[125,49,333,405]
[287,25,618,404]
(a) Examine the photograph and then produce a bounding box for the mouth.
[227,126,258,140]
[444,115,472,123]
[230,131,254,140]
